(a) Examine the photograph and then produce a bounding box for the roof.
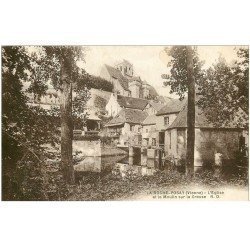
[167,104,242,130]
[156,98,187,115]
[105,64,129,90]
[147,85,158,98]
[116,59,133,66]
[158,96,174,104]
[128,76,141,82]
[142,115,157,125]
[117,95,148,110]
[148,100,165,111]
[105,109,148,127]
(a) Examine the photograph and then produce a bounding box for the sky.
[81,46,243,98]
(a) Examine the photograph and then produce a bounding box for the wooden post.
[185,46,195,176]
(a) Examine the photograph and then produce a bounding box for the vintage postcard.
[1,45,249,201]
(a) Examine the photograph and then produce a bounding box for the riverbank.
[66,168,248,201]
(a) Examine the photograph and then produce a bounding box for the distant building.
[105,108,148,146]
[105,94,148,117]
[143,100,165,116]
[27,88,103,132]
[27,87,60,110]
[156,98,187,131]
[100,59,158,100]
[140,98,187,148]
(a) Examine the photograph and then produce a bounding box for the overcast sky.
[82,46,243,98]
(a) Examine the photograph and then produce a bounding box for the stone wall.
[157,113,177,131]
[73,139,102,157]
[164,128,242,167]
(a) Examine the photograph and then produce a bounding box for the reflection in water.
[74,151,165,179]
[74,154,127,173]
[115,155,161,177]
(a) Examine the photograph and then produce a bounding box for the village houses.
[26,58,248,170]
[141,98,186,148]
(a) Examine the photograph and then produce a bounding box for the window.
[146,129,148,133]
[130,125,135,132]
[164,116,169,126]
[152,138,156,146]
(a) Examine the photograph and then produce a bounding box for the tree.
[162,46,205,100]
[2,46,90,200]
[2,46,59,200]
[197,48,249,128]
[40,46,89,184]
[162,46,205,174]
[81,74,113,92]
[186,46,195,176]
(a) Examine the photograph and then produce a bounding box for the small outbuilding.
[164,104,247,170]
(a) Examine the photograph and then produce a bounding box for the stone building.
[140,98,187,148]
[105,93,148,117]
[164,103,247,170]
[100,59,158,100]
[105,108,148,146]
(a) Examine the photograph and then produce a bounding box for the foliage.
[64,166,248,201]
[80,74,113,92]
[73,134,100,141]
[27,46,91,119]
[197,48,249,128]
[161,46,206,100]
[31,46,91,184]
[100,136,112,145]
[162,46,249,128]
[2,46,59,200]
[2,45,92,199]
[93,95,108,110]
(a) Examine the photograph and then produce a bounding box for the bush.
[73,134,100,141]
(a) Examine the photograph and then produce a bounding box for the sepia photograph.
[1,1,250,250]
[1,45,249,201]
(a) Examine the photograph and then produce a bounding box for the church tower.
[115,59,133,77]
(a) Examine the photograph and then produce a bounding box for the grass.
[42,161,248,201]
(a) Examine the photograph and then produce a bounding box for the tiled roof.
[167,104,241,130]
[105,109,148,127]
[105,64,129,90]
[148,100,165,111]
[156,98,187,115]
[142,115,157,125]
[117,95,148,110]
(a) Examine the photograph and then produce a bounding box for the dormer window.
[164,116,169,126]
